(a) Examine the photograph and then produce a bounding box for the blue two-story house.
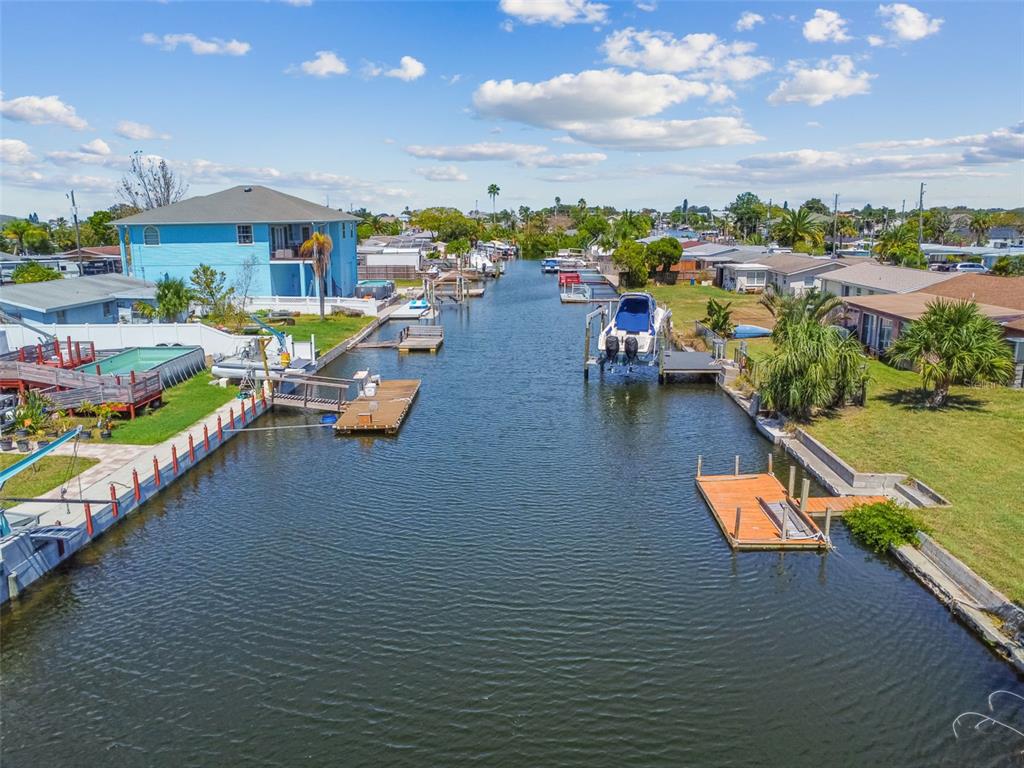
[113,185,361,298]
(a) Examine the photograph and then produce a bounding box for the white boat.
[468,251,495,275]
[598,293,671,366]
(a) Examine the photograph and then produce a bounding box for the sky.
[1,0,1022,220]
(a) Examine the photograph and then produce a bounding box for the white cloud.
[80,138,111,156]
[768,56,873,107]
[807,121,822,128]
[45,149,130,168]
[0,138,36,165]
[878,3,943,41]
[416,165,469,182]
[405,142,606,167]
[735,12,764,31]
[386,56,426,81]
[499,0,608,26]
[282,0,313,5]
[636,0,657,11]
[442,74,462,85]
[558,116,762,151]
[292,51,348,77]
[857,122,1023,164]
[114,120,171,140]
[0,92,88,130]
[867,34,885,47]
[141,32,250,56]
[534,152,607,167]
[500,19,515,32]
[552,135,577,144]
[602,28,771,81]
[802,9,852,43]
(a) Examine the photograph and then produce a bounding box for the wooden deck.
[804,495,889,514]
[334,379,420,435]
[398,326,444,354]
[695,473,828,550]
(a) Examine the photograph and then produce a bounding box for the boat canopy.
[615,293,656,334]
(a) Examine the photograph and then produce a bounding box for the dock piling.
[7,572,18,601]
[84,503,94,537]
[109,484,119,518]
[188,434,196,463]
[824,506,833,544]
[734,455,740,476]
[217,416,223,442]
[767,453,773,474]
[229,407,235,430]
[799,479,810,514]
[132,469,141,501]
[203,425,211,452]
[734,506,742,539]
[788,466,796,498]
[696,454,703,478]
[171,445,179,476]
[153,456,161,487]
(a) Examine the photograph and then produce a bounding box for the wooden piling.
[799,478,810,514]
[734,506,742,539]
[7,573,18,600]
[788,465,796,498]
[824,506,833,543]
[171,445,179,475]
[188,434,196,463]
[132,469,141,501]
[734,455,740,476]
[153,456,161,487]
[109,484,119,518]
[217,416,223,442]
[767,453,773,474]
[84,503,94,537]
[696,454,703,478]
[203,425,211,452]
[229,407,235,430]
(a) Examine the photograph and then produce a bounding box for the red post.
[251,393,257,416]
[229,407,235,430]
[153,456,161,487]
[130,370,136,385]
[36,344,43,363]
[75,341,82,363]
[133,469,141,501]
[95,364,101,375]
[18,347,25,362]
[171,445,180,475]
[84,502,94,537]
[241,401,248,425]
[110,484,119,518]
[217,416,223,442]
[188,433,196,463]
[66,336,73,363]
[261,388,267,409]
[203,424,211,452]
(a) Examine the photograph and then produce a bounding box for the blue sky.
[1,1,1022,219]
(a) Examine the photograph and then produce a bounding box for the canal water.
[1,262,1020,767]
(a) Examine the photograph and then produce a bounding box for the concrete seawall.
[1,393,269,605]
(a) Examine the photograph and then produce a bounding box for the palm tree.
[773,207,823,249]
[135,277,192,322]
[487,184,500,225]
[969,211,993,246]
[760,287,843,333]
[3,219,46,255]
[927,209,952,244]
[554,196,561,217]
[888,299,1014,407]
[300,231,334,320]
[876,224,924,267]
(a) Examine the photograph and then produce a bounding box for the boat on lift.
[598,292,671,366]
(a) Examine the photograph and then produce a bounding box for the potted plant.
[45,410,63,438]
[0,426,12,452]
[77,400,96,439]
[95,402,122,439]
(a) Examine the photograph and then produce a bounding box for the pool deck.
[695,472,828,550]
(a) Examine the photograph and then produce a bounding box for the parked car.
[951,262,988,273]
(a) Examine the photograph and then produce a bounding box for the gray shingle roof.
[822,262,958,293]
[0,274,155,313]
[112,185,361,226]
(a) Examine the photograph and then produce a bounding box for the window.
[56,310,67,324]
[301,225,311,242]
[747,270,766,286]
[143,226,159,246]
[102,301,114,318]
[878,318,894,351]
[237,224,253,245]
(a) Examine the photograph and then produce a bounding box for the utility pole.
[67,190,82,264]
[832,193,839,258]
[917,182,925,245]
[900,198,906,226]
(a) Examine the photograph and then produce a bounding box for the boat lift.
[0,427,83,535]
[583,300,673,379]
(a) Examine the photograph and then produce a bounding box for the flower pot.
[0,438,13,451]
[16,439,30,452]
[15,428,29,438]
[36,439,50,448]
[100,430,113,439]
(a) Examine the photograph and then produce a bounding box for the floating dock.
[398,325,444,353]
[334,379,420,435]
[696,470,828,550]
[660,350,722,381]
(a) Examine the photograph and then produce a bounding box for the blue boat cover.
[615,295,653,333]
[733,324,772,339]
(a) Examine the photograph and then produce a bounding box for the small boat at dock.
[598,292,671,366]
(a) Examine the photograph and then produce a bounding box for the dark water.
[2,263,1021,767]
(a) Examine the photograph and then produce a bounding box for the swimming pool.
[80,346,206,386]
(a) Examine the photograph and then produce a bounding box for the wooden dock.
[696,472,828,550]
[398,326,444,354]
[334,379,420,435]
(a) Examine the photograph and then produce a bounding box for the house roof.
[917,274,1024,310]
[741,253,843,275]
[60,246,121,258]
[822,262,959,293]
[111,185,361,226]
[0,274,155,313]
[843,292,1024,323]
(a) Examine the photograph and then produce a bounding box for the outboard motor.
[624,335,639,362]
[605,334,620,361]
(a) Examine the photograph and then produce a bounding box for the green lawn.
[393,279,423,289]
[0,454,100,498]
[285,314,375,354]
[648,282,775,356]
[807,360,1024,603]
[109,374,237,445]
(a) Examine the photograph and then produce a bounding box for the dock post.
[734,506,742,539]
[171,445,179,476]
[780,507,788,541]
[132,469,141,502]
[84,503,94,537]
[788,466,796,498]
[240,401,247,426]
[109,484,119,518]
[217,416,223,443]
[696,455,703,478]
[767,453,773,474]
[799,479,810,514]
[153,457,161,487]
[7,572,18,601]
[229,407,235,430]
[203,425,211,453]
[734,455,740,476]
[188,434,196,463]
[824,506,833,545]
[583,315,592,379]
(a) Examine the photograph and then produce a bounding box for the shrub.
[845,499,921,553]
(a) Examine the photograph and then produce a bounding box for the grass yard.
[286,314,375,354]
[807,360,1024,603]
[393,279,423,289]
[648,282,775,357]
[109,374,237,445]
[0,454,100,498]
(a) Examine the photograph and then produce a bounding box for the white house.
[721,254,852,295]
[820,262,958,298]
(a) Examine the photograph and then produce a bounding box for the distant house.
[820,262,958,298]
[113,185,360,298]
[987,226,1024,249]
[59,246,124,276]
[721,254,850,295]
[0,274,155,324]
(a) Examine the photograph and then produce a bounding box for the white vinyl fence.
[0,323,263,359]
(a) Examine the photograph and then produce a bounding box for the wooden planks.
[334,379,420,435]
[695,473,827,550]
[398,326,444,354]
[804,495,889,514]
